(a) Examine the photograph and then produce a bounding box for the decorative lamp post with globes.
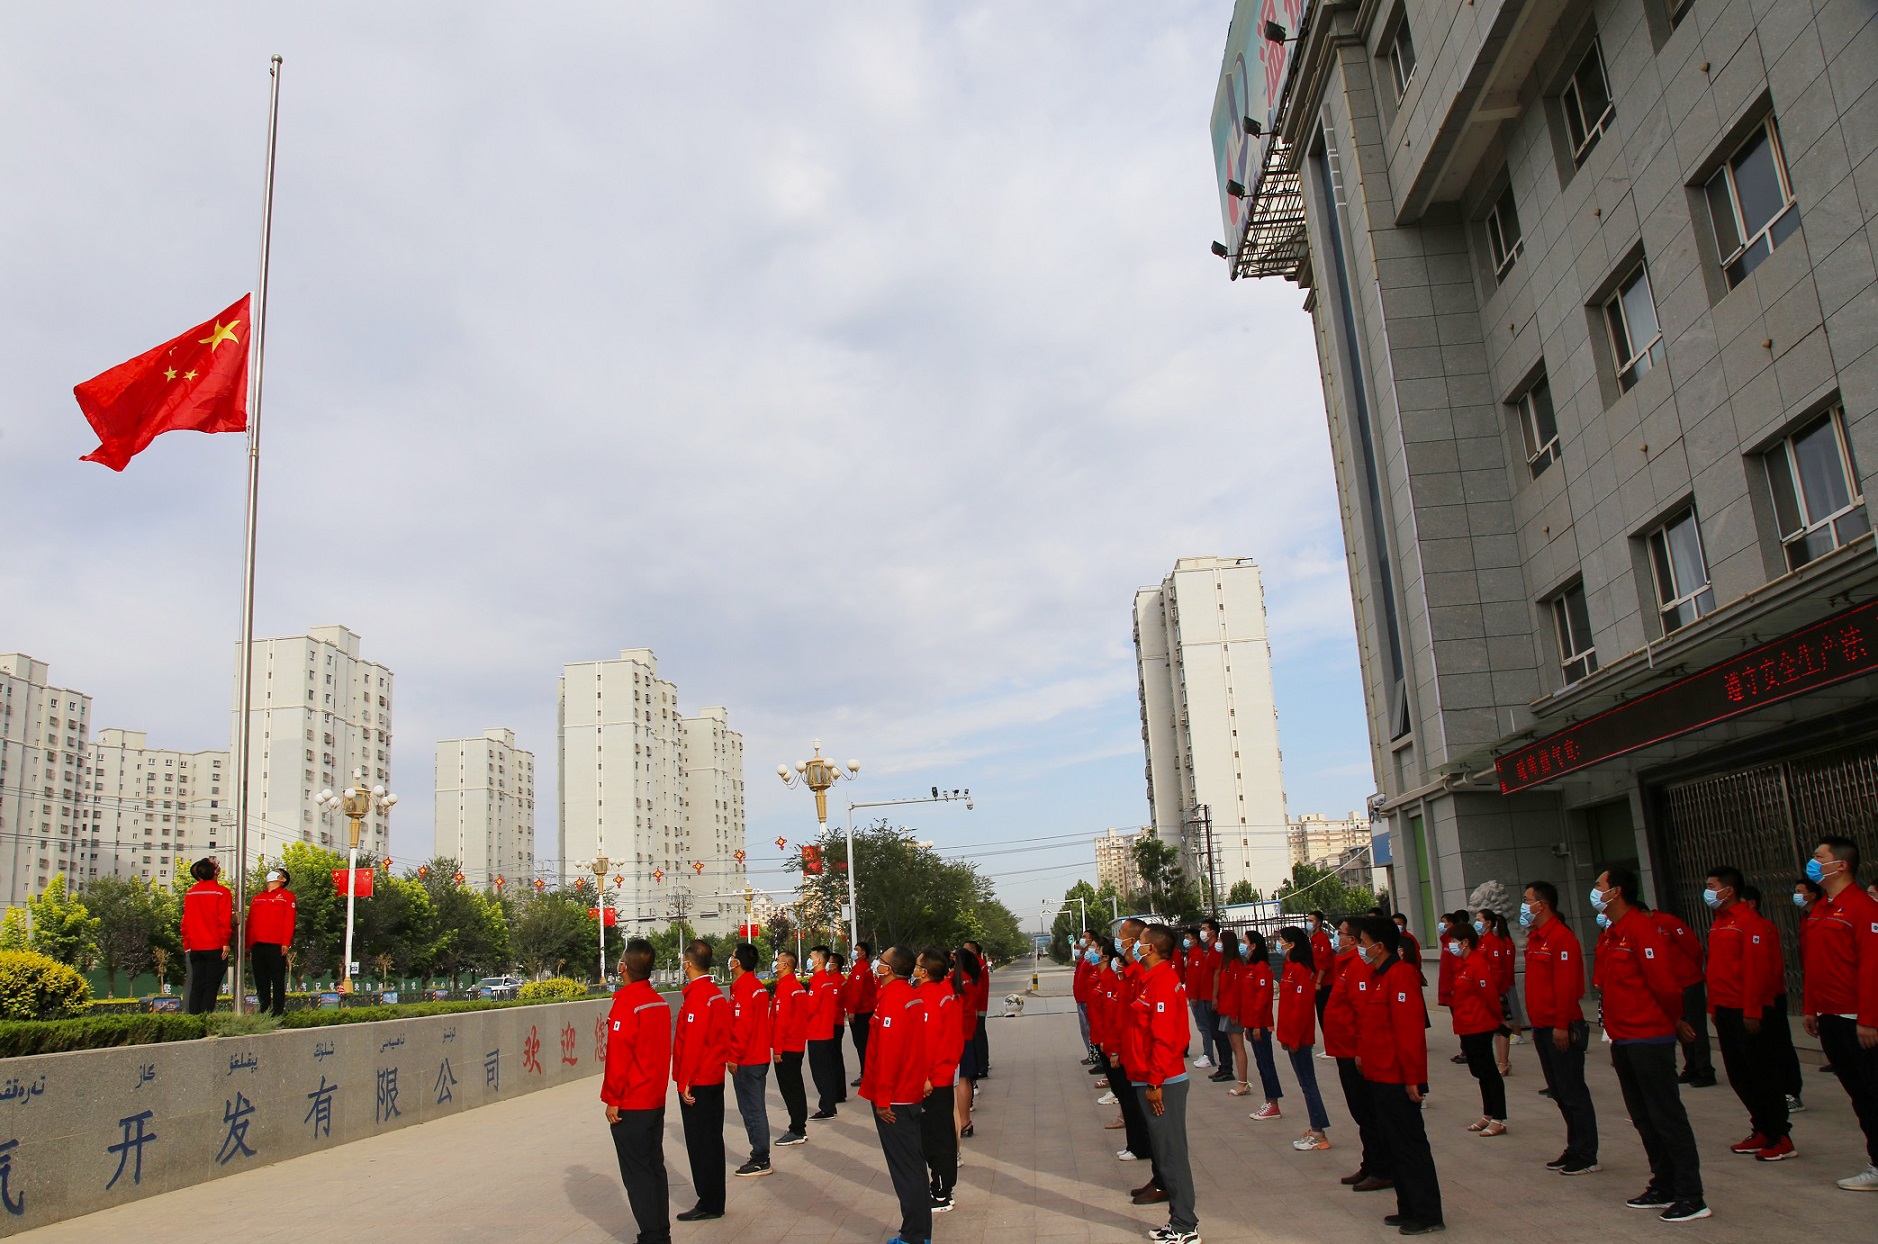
[777,741,860,947]
[592,855,610,982]
[314,770,397,995]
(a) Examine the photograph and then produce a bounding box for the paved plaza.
[17,963,1871,1242]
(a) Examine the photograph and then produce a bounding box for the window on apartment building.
[1562,40,1614,163]
[1705,118,1798,288]
[1669,0,1695,28]
[1549,583,1600,685]
[1514,375,1560,477]
[1645,510,1716,633]
[1603,263,1665,391]
[1386,18,1416,101]
[1485,184,1523,280]
[1764,407,1870,570]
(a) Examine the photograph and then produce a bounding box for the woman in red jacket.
[1437,912,1464,1064]
[1275,926,1332,1151]
[1240,931,1284,1120]
[1449,922,1508,1135]
[1216,929,1249,1094]
[952,946,983,1139]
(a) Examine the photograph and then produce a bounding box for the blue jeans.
[1285,1043,1330,1131]
[1189,1000,1220,1064]
[731,1063,770,1163]
[1250,1030,1283,1100]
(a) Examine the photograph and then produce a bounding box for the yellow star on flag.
[183,370,198,381]
[164,367,178,381]
[198,320,241,352]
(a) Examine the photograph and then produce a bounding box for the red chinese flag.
[74,295,251,470]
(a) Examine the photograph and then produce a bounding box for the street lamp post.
[315,770,397,995]
[777,741,861,946]
[592,855,610,983]
[841,790,972,953]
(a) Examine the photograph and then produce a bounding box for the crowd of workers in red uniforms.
[1064,834,1878,1237]
[601,936,991,1244]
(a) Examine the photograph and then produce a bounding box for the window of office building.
[1514,375,1559,477]
[1485,184,1523,280]
[1705,118,1798,288]
[1646,510,1716,633]
[1562,40,1614,164]
[1550,583,1599,685]
[1603,263,1664,392]
[1765,408,1870,570]
[1387,18,1416,101]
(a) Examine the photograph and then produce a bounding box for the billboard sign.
[1210,0,1309,261]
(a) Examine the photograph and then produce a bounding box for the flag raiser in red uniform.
[74,295,251,470]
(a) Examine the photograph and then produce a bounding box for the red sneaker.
[1729,1132,1768,1155]
[1754,1137,1798,1162]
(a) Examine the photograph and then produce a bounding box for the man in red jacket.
[1703,866,1793,1161]
[244,866,296,1016]
[672,940,730,1222]
[916,946,964,1213]
[1308,912,1334,1024]
[1355,917,1442,1235]
[805,946,844,1118]
[859,946,929,1244]
[1593,867,1707,1222]
[726,943,775,1177]
[1326,917,1389,1192]
[1650,905,1716,1088]
[843,941,880,1086]
[181,857,233,1015]
[1800,836,1878,1192]
[603,938,672,1244]
[1521,880,1597,1174]
[1132,925,1198,1244]
[770,949,811,1146]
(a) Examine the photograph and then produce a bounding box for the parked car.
[470,975,526,1000]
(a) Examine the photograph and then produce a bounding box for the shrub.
[85,998,148,1015]
[277,999,528,1029]
[0,951,93,1021]
[0,1014,205,1058]
[517,977,586,1003]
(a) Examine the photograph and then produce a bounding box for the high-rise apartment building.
[0,655,92,907]
[1093,826,1143,896]
[1134,558,1291,898]
[434,729,536,891]
[232,625,394,865]
[1219,0,1878,953]
[1288,811,1371,868]
[558,649,746,933]
[88,729,230,888]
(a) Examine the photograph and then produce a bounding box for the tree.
[1275,861,1378,918]
[1226,880,1261,905]
[272,843,348,985]
[27,875,100,969]
[0,908,28,951]
[1049,879,1101,962]
[415,857,511,986]
[1131,833,1204,922]
[87,877,166,996]
[512,888,611,980]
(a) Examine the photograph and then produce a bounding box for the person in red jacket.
[1240,930,1283,1122]
[1355,917,1443,1235]
[1800,836,1878,1192]
[1592,867,1707,1221]
[602,938,672,1244]
[181,856,233,1015]
[1276,926,1331,1151]
[805,946,844,1119]
[1216,929,1250,1095]
[916,946,964,1212]
[1702,866,1792,1160]
[1436,912,1465,1066]
[859,946,930,1244]
[1132,925,1198,1244]
[244,866,296,1017]
[770,949,811,1145]
[1521,880,1597,1174]
[1393,913,1423,983]
[1648,905,1716,1088]
[1738,885,1806,1111]
[1103,923,1159,1195]
[1326,917,1391,1190]
[725,943,775,1177]
[843,941,880,1085]
[1308,912,1334,1024]
[1188,920,1225,1074]
[672,940,730,1222]
[963,938,991,1080]
[1448,921,1507,1136]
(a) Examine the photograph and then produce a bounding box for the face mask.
[1240,941,1253,959]
[1701,887,1723,909]
[1200,930,1212,944]
[1110,958,1122,974]
[1083,948,1100,965]
[1518,903,1534,928]
[1446,942,1464,957]
[1805,858,1832,885]
[1792,892,1809,909]
[1328,931,1342,951]
[1595,912,1611,930]
[1473,920,1485,935]
[1182,937,1193,950]
[1132,941,1146,961]
[1588,887,1609,912]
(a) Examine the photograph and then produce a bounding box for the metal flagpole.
[231,55,284,1017]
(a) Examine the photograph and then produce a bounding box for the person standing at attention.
[915,946,964,1214]
[770,950,811,1147]
[1521,881,1597,1175]
[1703,866,1794,1162]
[1326,916,1391,1191]
[805,946,843,1120]
[603,938,672,1244]
[860,946,931,1244]
[963,939,992,1079]
[1275,926,1332,1152]
[181,857,233,1015]
[1355,917,1443,1236]
[1308,913,1334,1028]
[844,940,880,1087]
[244,866,296,1017]
[1798,836,1878,1192]
[727,943,775,1178]
[1448,921,1507,1137]
[1133,925,1200,1244]
[672,940,730,1223]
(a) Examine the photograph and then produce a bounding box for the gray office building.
[1215,0,1878,958]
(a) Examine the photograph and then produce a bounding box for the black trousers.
[775,1051,808,1132]
[1335,1056,1391,1179]
[1533,1023,1598,1162]
[250,942,287,1015]
[678,1082,725,1214]
[807,1039,842,1113]
[1368,1081,1442,1226]
[1611,1041,1702,1202]
[1459,1030,1506,1119]
[1819,1014,1878,1164]
[1679,983,1713,1077]
[184,950,224,1014]
[832,1033,849,1098]
[922,1083,958,1196]
[973,1014,989,1076]
[1315,986,1330,1024]
[1715,1007,1790,1142]
[1765,994,1804,1098]
[1107,1059,1156,1178]
[874,1101,931,1244]
[610,1107,670,1244]
[849,1012,873,1076]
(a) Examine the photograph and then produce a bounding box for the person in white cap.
[245,867,297,1015]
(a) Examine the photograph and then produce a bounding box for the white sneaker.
[1838,1165,1878,1191]
[1098,1091,1117,1105]
[1315,1050,1333,1060]
[1509,1034,1526,1046]
[1117,1149,1140,1161]
[1787,1094,1807,1113]
[1192,1055,1213,1068]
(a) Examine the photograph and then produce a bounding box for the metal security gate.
[1653,740,1878,1003]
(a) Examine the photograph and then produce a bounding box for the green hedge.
[517,977,585,1003]
[0,1014,206,1058]
[0,952,93,1022]
[276,999,532,1029]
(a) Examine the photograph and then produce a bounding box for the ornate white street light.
[315,770,397,995]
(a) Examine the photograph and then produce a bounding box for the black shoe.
[1353,1177,1394,1192]
[775,1131,807,1146]
[810,1109,836,1121]
[734,1161,771,1177]
[1132,1188,1169,1205]
[1545,1151,1571,1170]
[1685,1075,1716,1089]
[1130,1181,1161,1198]
[1340,1169,1368,1186]
[1384,1215,1408,1227]
[960,1123,974,1139]
[676,1207,724,1222]
[1538,1088,1554,1098]
[850,1078,863,1087]
[1659,1202,1710,1222]
[1208,1070,1234,1083]
[1399,1222,1445,1235]
[931,1193,954,1213]
[1558,1158,1601,1175]
[1626,1189,1673,1209]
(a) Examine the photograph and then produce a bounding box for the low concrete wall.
[0,998,615,1236]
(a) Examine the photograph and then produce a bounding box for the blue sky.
[0,2,1371,929]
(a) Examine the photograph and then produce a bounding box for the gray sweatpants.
[1136,1078,1196,1232]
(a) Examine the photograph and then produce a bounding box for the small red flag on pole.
[74,295,252,470]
